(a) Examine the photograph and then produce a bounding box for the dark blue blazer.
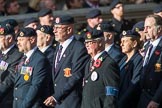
[139,39,162,108]
[43,45,55,95]
[0,45,23,108]
[44,45,55,66]
[81,51,120,108]
[52,38,90,108]
[106,44,124,63]
[0,48,51,108]
[118,51,143,108]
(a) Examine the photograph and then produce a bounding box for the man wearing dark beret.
[38,8,54,26]
[36,25,55,100]
[23,17,38,30]
[108,0,135,46]
[44,14,89,108]
[96,22,124,63]
[132,21,147,43]
[0,25,23,108]
[138,14,162,108]
[36,25,55,65]
[77,8,103,42]
[81,29,120,108]
[132,21,149,57]
[153,4,162,18]
[2,19,19,34]
[0,27,51,108]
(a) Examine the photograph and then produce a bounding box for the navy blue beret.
[121,30,140,38]
[54,15,74,25]
[0,25,14,35]
[18,28,36,37]
[38,8,52,17]
[85,29,103,40]
[97,22,115,32]
[153,4,162,13]
[110,0,122,10]
[37,25,54,35]
[23,17,38,27]
[2,19,18,28]
[132,21,144,32]
[86,9,101,19]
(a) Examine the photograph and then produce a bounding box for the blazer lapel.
[54,40,75,78]
[84,51,108,80]
[147,39,162,70]
[14,48,37,84]
[1,45,16,61]
[52,46,58,74]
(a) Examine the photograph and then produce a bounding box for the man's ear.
[29,37,36,43]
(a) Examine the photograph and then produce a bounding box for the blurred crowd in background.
[0,0,161,16]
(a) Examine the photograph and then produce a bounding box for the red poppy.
[93,59,102,68]
[155,50,160,56]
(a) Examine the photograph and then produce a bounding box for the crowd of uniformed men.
[0,0,162,108]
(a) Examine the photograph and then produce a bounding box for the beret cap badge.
[122,31,127,35]
[20,32,24,36]
[40,27,44,32]
[55,17,60,24]
[86,32,92,39]
[135,28,139,32]
[0,28,4,35]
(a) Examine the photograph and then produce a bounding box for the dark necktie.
[55,45,63,72]
[143,44,153,66]
[18,55,27,71]
[89,58,94,71]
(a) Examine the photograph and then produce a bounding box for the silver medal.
[91,71,98,81]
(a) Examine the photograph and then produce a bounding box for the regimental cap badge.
[55,17,60,24]
[83,29,87,31]
[155,63,161,72]
[6,23,11,27]
[0,27,4,35]
[135,27,139,32]
[96,24,101,30]
[86,32,92,39]
[122,30,127,35]
[40,27,44,32]
[20,32,24,36]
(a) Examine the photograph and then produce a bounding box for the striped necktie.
[143,44,153,66]
[55,45,63,71]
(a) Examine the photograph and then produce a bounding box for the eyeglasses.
[84,40,98,45]
[54,26,68,30]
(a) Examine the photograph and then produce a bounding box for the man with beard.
[0,28,51,108]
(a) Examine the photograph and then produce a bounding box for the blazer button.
[15,98,18,100]
[85,80,88,83]
[54,84,57,86]
[15,88,17,90]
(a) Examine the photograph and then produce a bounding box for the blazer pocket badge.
[155,63,161,72]
[64,68,72,77]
